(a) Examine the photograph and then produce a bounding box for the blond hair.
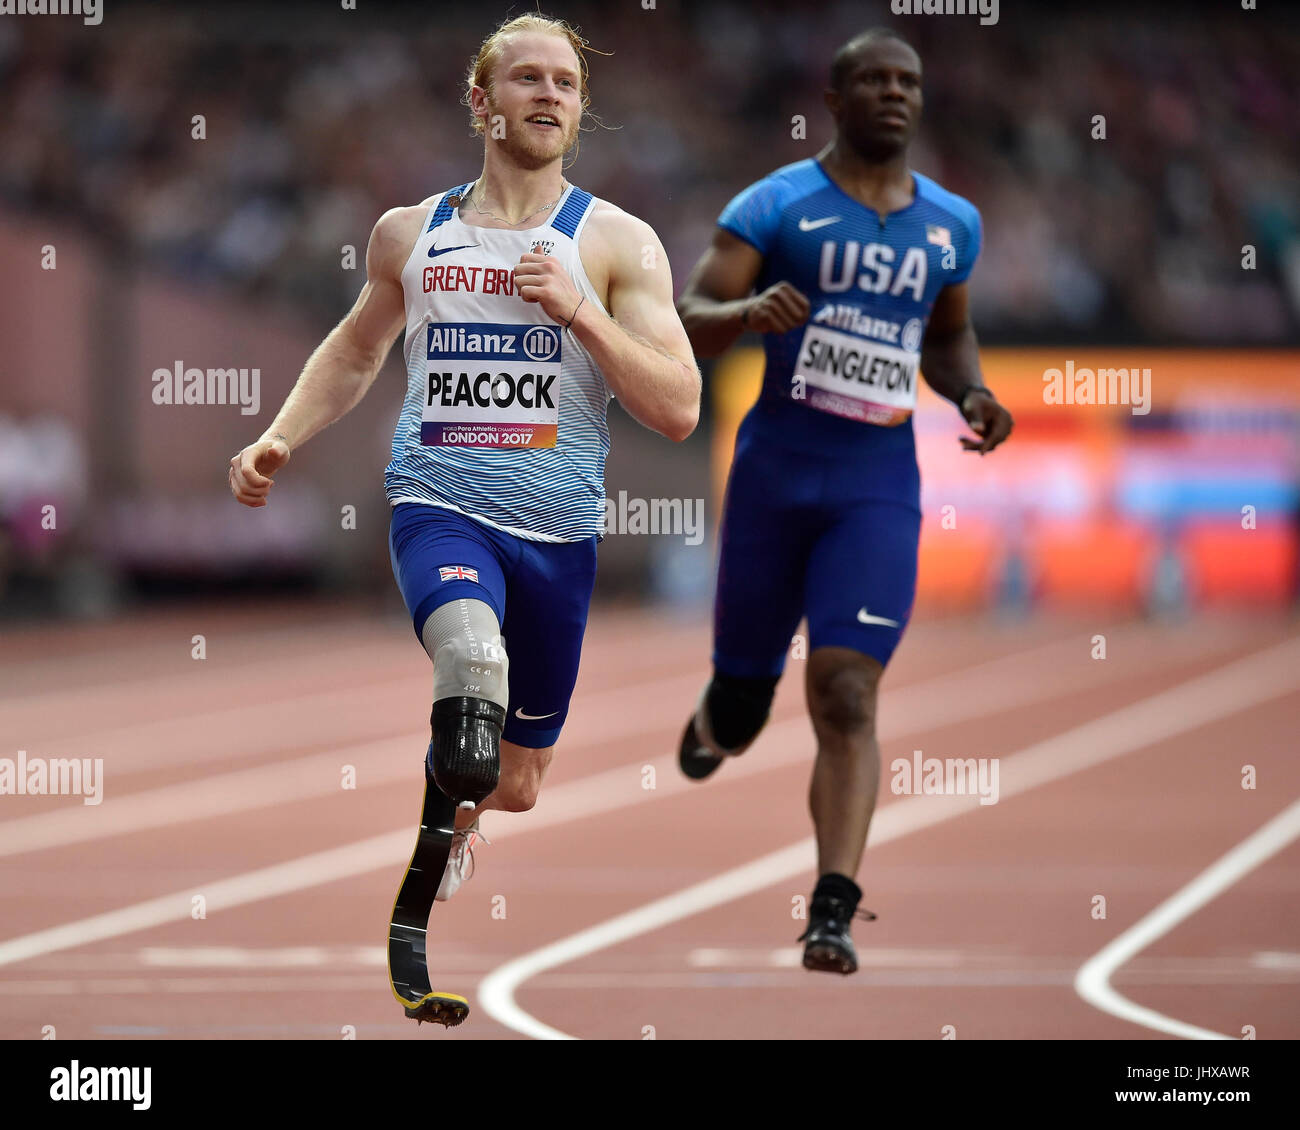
[465,13,601,138]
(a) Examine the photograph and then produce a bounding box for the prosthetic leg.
[387,756,466,1026]
[387,600,508,1027]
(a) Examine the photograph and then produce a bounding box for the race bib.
[421,321,561,449]
[793,320,921,427]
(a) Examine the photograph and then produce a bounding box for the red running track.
[1,600,1297,1040]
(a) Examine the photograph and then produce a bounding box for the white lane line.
[0,639,410,717]
[688,946,967,968]
[1,627,1103,856]
[477,633,1300,1040]
[0,618,392,687]
[7,962,1300,1002]
[0,827,410,970]
[475,629,1130,836]
[1074,796,1300,1040]
[0,613,699,707]
[0,742,757,972]
[1,663,735,856]
[0,974,390,998]
[7,682,428,777]
[1,617,1116,779]
[0,738,414,858]
[3,667,701,778]
[0,633,1093,968]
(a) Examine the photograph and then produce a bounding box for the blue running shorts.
[389,503,598,749]
[712,418,922,679]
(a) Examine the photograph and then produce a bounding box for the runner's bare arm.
[555,209,699,442]
[676,227,810,358]
[228,206,417,507]
[263,208,414,450]
[921,283,1012,454]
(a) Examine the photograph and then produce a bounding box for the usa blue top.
[718,158,981,491]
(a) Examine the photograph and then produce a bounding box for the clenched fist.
[229,437,290,508]
[959,389,1014,454]
[513,252,584,327]
[742,281,811,335]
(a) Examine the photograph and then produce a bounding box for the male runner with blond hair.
[229,13,699,1025]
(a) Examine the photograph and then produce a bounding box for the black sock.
[813,872,862,908]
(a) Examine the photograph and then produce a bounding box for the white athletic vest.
[385,182,612,542]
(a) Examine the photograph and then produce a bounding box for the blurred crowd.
[0,0,1297,342]
[0,1,1297,616]
[1,1,1298,343]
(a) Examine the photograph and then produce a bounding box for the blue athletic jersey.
[718,158,982,469]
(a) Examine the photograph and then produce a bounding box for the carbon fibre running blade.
[387,775,467,1026]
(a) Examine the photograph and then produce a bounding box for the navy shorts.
[712,423,921,679]
[389,503,598,749]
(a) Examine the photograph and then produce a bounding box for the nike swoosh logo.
[798,216,841,232]
[515,709,559,721]
[428,243,478,258]
[856,608,901,628]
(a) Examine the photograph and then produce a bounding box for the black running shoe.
[799,896,877,974]
[678,714,726,780]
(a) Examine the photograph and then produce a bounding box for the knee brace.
[422,599,509,808]
[697,672,779,756]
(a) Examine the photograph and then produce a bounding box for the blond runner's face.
[483,33,583,169]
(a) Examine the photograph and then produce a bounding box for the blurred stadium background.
[1,0,1297,623]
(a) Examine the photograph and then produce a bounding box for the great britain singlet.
[384,182,612,542]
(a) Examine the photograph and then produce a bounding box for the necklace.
[464,180,567,226]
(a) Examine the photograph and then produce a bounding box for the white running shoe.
[435,819,490,902]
